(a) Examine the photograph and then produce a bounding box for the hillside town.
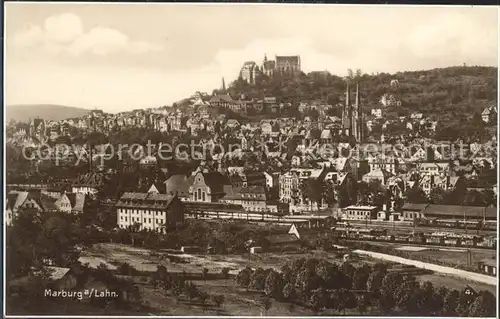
[5,5,499,313]
[6,56,498,315]
[6,58,498,234]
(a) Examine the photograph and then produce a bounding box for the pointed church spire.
[355,82,360,107]
[346,82,351,107]
[355,82,363,142]
[342,82,352,133]
[221,77,226,91]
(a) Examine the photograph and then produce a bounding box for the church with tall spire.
[342,81,364,142]
[221,77,226,91]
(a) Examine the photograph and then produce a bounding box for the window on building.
[202,192,206,202]
[198,189,202,200]
[125,217,127,222]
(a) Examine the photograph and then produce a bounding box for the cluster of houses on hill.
[6,188,86,225]
[6,113,497,233]
[8,83,497,152]
[6,75,498,238]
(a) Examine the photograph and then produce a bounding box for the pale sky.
[5,3,499,113]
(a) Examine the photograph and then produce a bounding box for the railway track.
[344,220,496,235]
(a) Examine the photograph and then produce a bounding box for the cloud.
[12,24,44,48]
[68,27,129,56]
[44,13,84,43]
[129,41,165,55]
[5,5,497,113]
[10,12,164,57]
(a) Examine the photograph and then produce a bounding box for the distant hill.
[6,104,91,122]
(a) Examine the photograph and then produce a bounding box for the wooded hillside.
[225,66,497,121]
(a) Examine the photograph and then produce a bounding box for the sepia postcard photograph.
[2,2,499,317]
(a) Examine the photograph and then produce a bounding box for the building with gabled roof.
[481,106,497,123]
[72,172,105,195]
[5,190,43,225]
[115,189,185,232]
[164,174,193,201]
[362,168,394,185]
[189,171,232,202]
[220,185,271,213]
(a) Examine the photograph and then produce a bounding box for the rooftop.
[344,205,378,210]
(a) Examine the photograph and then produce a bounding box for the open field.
[83,243,496,281]
[139,279,315,316]
[403,248,496,268]
[358,241,496,268]
[418,273,496,294]
[75,243,498,315]
[81,243,366,274]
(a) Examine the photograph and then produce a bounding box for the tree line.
[235,257,496,316]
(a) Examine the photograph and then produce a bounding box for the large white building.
[115,188,185,233]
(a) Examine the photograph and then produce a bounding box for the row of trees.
[148,265,225,308]
[405,185,496,207]
[112,219,280,253]
[295,176,360,210]
[235,258,496,316]
[297,177,390,211]
[6,208,91,279]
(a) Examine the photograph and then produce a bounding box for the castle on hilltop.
[240,54,301,84]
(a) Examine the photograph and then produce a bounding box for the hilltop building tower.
[274,55,301,75]
[262,54,276,77]
[239,54,301,84]
[240,61,260,85]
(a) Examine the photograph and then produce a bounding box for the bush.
[221,267,230,279]
[236,267,253,287]
[117,262,138,276]
[212,294,225,308]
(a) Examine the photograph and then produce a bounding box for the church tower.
[342,81,364,142]
[355,82,363,142]
[342,83,352,136]
[221,77,226,91]
[352,84,358,140]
